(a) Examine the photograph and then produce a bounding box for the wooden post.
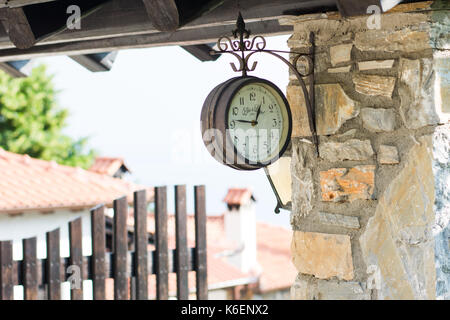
[46,228,61,300]
[22,237,38,300]
[134,190,148,300]
[0,241,13,300]
[69,218,84,300]
[175,185,189,300]
[194,185,208,300]
[113,196,129,300]
[91,205,106,300]
[155,186,169,300]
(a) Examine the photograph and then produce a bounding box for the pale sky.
[38,35,292,227]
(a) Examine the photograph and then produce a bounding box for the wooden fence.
[0,185,207,300]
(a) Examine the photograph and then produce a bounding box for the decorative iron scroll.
[210,12,319,155]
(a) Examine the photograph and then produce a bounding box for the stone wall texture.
[285,1,450,300]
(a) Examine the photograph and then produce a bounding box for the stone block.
[378,145,400,164]
[360,135,437,299]
[316,280,370,300]
[355,29,430,53]
[358,60,395,71]
[353,74,396,98]
[320,165,375,202]
[398,58,441,129]
[330,44,353,66]
[291,231,354,280]
[291,141,315,217]
[361,108,396,132]
[319,139,374,162]
[287,84,359,137]
[316,212,360,229]
[328,65,352,73]
[290,275,315,300]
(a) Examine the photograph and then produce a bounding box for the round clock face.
[226,82,290,164]
[200,76,292,170]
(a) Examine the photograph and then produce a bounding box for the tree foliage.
[0,65,95,168]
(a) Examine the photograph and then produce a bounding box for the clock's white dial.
[227,83,288,164]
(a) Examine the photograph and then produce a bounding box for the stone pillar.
[285,1,449,300]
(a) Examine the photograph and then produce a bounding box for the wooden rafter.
[0,0,111,49]
[0,19,291,62]
[142,0,179,32]
[0,7,36,49]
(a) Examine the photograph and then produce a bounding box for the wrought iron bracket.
[210,12,319,156]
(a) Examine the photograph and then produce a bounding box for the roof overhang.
[0,0,423,68]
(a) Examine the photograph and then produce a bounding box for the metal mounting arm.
[210,12,319,156]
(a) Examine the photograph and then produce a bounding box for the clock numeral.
[232,107,238,116]
[249,92,256,101]
[268,105,274,113]
[240,97,244,105]
[262,97,265,104]
[272,118,278,127]
[229,120,235,129]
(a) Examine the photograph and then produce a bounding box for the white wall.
[0,209,94,300]
[224,202,258,273]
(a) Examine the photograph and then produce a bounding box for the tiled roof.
[256,222,296,293]
[0,148,153,214]
[223,188,255,206]
[126,212,295,297]
[89,157,130,176]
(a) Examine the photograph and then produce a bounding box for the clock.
[201,76,292,170]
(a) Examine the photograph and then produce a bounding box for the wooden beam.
[0,0,110,49]
[0,0,57,8]
[335,0,381,17]
[0,61,29,77]
[0,0,335,50]
[142,0,179,32]
[0,19,291,62]
[181,44,220,62]
[69,51,117,72]
[1,7,36,49]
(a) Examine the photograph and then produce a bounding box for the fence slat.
[91,205,106,300]
[46,228,61,300]
[194,185,208,300]
[134,190,148,300]
[0,241,13,300]
[155,186,169,300]
[23,237,38,300]
[69,218,84,300]
[114,196,128,300]
[175,185,189,300]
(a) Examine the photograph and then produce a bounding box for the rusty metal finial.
[213,14,319,157]
[232,12,250,40]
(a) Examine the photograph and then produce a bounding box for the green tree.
[0,65,95,168]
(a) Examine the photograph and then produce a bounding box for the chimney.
[223,188,258,273]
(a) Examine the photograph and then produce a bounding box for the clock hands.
[235,119,258,125]
[234,103,263,126]
[255,103,262,121]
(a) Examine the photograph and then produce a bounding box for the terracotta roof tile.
[223,188,254,205]
[0,148,153,214]
[89,157,130,176]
